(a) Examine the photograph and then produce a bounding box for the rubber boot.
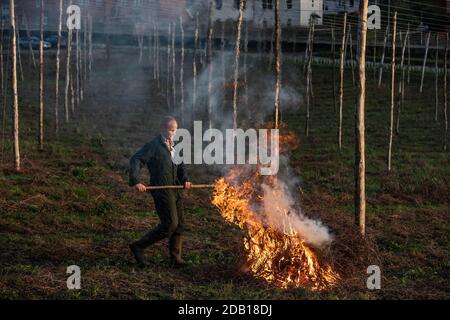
[169,233,187,267]
[130,231,164,268]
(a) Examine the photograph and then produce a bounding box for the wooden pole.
[55,0,63,134]
[146,184,215,191]
[166,23,171,110]
[10,0,20,172]
[232,0,244,130]
[338,13,347,150]
[331,25,337,114]
[172,22,176,112]
[206,1,215,129]
[39,0,44,151]
[378,22,389,87]
[435,33,439,122]
[355,0,369,237]
[180,17,185,125]
[244,21,249,110]
[274,0,281,129]
[221,20,226,114]
[76,29,80,108]
[443,33,448,151]
[65,21,73,123]
[396,30,408,136]
[407,24,411,84]
[15,18,23,82]
[420,32,431,93]
[23,13,36,68]
[387,12,397,172]
[305,16,315,137]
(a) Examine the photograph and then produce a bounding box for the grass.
[0,48,449,299]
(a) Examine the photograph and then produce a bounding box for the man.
[129,116,192,268]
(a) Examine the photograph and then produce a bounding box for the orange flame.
[211,166,340,291]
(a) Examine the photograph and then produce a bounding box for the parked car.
[45,35,67,48]
[18,36,52,50]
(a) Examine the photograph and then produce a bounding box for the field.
[0,47,449,299]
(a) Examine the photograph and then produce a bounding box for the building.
[323,0,360,15]
[189,0,323,27]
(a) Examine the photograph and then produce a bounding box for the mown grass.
[0,49,448,299]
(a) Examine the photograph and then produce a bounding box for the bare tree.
[355,0,369,236]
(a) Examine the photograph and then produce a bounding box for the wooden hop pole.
[387,12,397,172]
[338,13,347,150]
[274,0,281,129]
[420,32,431,93]
[355,0,369,237]
[10,0,20,172]
[39,0,44,151]
[232,0,244,130]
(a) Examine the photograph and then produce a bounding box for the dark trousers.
[136,190,185,249]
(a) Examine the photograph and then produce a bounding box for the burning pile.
[211,131,340,291]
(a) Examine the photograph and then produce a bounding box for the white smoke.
[261,181,333,248]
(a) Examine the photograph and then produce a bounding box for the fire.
[211,165,340,291]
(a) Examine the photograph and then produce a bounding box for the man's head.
[160,116,178,141]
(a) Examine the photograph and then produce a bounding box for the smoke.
[261,180,333,249]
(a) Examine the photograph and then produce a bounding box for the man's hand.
[184,182,192,189]
[134,183,147,192]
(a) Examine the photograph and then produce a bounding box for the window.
[286,0,292,9]
[234,0,246,10]
[287,18,292,26]
[216,0,222,10]
[262,0,273,10]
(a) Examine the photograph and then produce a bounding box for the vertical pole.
[387,12,397,172]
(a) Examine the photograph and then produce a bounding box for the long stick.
[146,184,215,191]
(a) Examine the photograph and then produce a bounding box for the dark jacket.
[129,134,188,187]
